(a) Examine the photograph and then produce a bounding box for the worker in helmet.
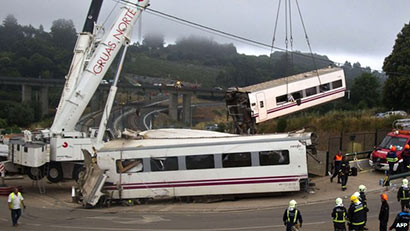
[389,204,410,231]
[387,146,398,175]
[398,179,410,211]
[283,200,303,231]
[332,197,347,231]
[331,151,343,183]
[402,144,410,172]
[348,194,368,231]
[358,185,369,230]
[339,156,350,191]
[379,193,389,231]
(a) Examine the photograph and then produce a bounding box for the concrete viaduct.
[0,76,224,124]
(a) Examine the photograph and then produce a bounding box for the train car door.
[256,93,267,121]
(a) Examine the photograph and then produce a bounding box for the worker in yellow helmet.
[348,194,368,231]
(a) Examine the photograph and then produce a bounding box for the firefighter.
[402,144,410,172]
[331,151,343,183]
[340,156,350,191]
[387,146,398,175]
[358,185,369,230]
[332,197,347,231]
[348,194,368,231]
[389,204,410,231]
[379,193,389,231]
[398,179,410,211]
[283,200,303,231]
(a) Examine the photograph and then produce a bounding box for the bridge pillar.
[22,84,32,103]
[40,87,48,117]
[182,93,192,125]
[168,93,178,121]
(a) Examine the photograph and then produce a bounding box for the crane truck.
[3,0,150,183]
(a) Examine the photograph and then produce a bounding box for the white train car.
[226,67,346,133]
[78,129,314,206]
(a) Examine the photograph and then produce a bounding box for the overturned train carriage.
[226,67,346,134]
[77,129,316,207]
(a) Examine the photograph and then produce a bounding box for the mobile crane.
[4,0,150,183]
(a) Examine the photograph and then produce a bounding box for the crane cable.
[269,0,282,64]
[114,0,336,66]
[295,0,322,85]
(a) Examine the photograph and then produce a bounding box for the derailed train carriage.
[76,129,317,207]
[226,67,346,134]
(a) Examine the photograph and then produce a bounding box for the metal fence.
[323,129,390,176]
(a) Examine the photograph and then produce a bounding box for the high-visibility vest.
[335,155,342,161]
[287,209,298,224]
[401,187,410,200]
[333,208,346,223]
[351,204,366,226]
[9,192,22,209]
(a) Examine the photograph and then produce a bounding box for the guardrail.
[344,150,372,160]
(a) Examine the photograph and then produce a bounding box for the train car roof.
[237,67,343,93]
[100,129,312,152]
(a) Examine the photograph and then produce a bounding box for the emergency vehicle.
[370,119,410,171]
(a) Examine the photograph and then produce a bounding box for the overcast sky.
[1,0,409,70]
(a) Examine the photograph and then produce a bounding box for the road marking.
[50,221,326,231]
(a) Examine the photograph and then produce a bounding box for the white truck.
[4,0,150,182]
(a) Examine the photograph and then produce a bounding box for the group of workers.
[283,181,410,231]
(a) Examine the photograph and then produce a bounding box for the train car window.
[320,83,330,92]
[291,91,303,100]
[222,152,252,168]
[186,155,215,169]
[259,101,264,108]
[24,147,28,152]
[276,95,287,105]
[150,157,179,171]
[259,150,290,166]
[332,80,343,89]
[305,86,317,97]
[116,159,143,173]
[17,145,20,151]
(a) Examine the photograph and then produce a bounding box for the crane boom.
[51,0,149,134]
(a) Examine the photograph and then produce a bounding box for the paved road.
[0,188,404,231]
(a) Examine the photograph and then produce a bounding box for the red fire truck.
[370,119,410,172]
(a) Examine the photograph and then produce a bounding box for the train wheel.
[47,162,63,183]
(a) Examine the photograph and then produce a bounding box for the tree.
[350,73,381,108]
[50,19,77,50]
[142,33,165,50]
[382,22,410,110]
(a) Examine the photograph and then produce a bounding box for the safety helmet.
[405,144,410,150]
[381,193,388,201]
[358,185,366,192]
[335,198,343,206]
[353,191,360,198]
[403,179,409,186]
[289,200,297,208]
[391,146,397,151]
[350,194,359,203]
